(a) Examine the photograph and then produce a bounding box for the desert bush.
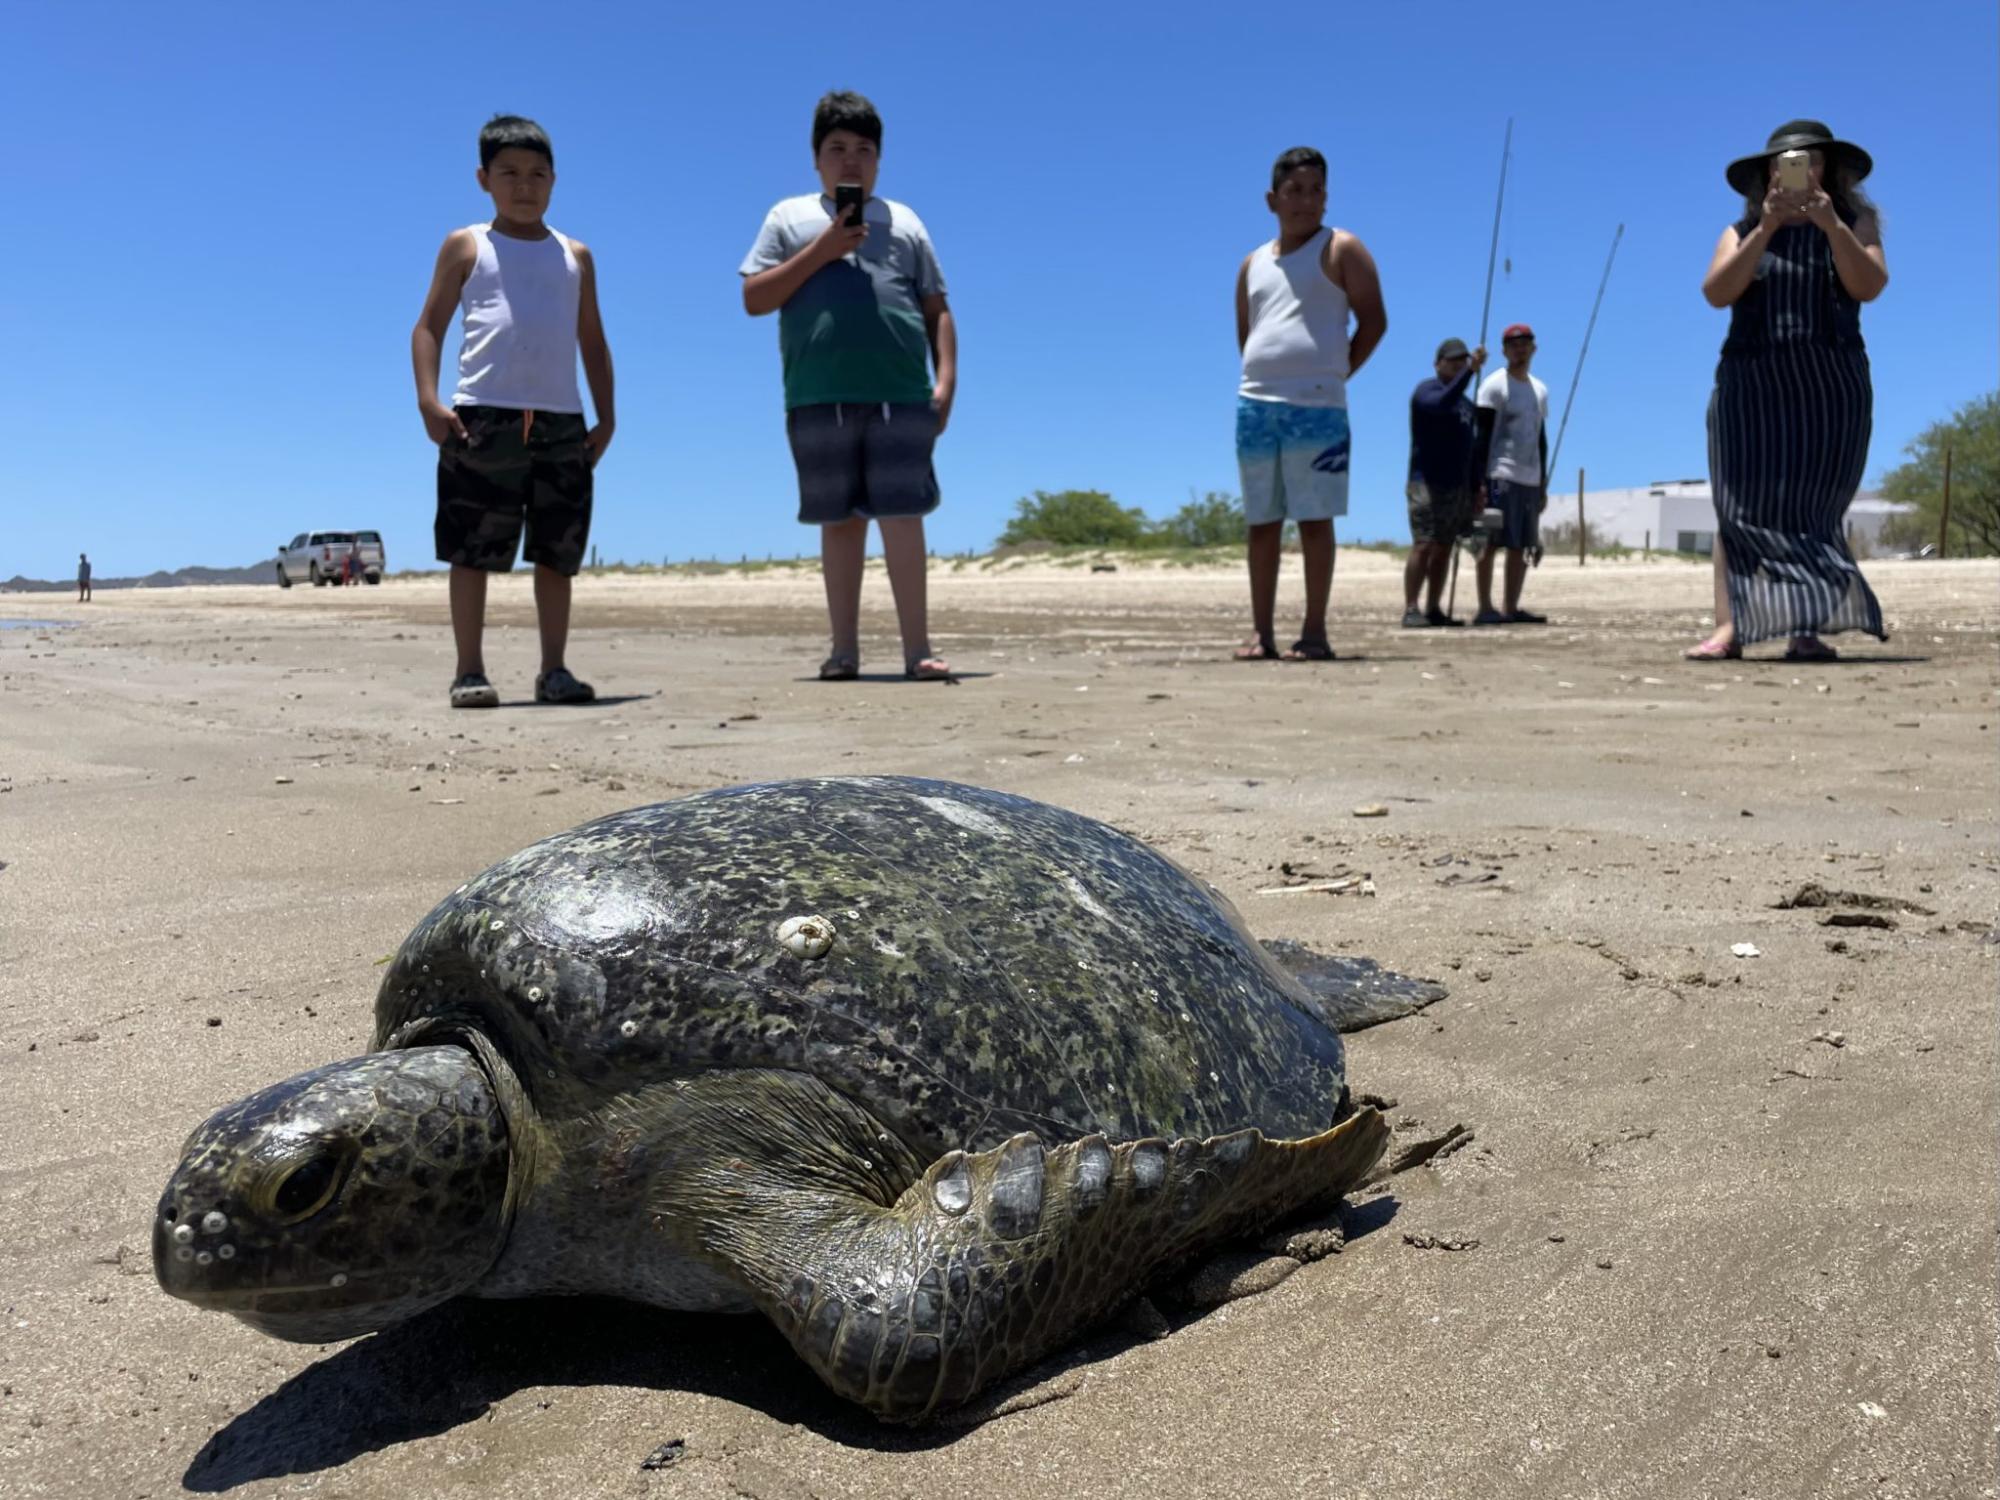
[998,490,1149,548]
[997,490,1250,550]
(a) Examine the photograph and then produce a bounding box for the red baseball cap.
[1502,323,1535,341]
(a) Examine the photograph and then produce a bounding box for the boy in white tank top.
[411,115,617,709]
[1232,147,1387,662]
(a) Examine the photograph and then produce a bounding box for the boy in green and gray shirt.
[740,91,957,681]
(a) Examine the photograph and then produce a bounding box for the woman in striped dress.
[1687,120,1889,662]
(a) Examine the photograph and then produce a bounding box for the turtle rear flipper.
[695,1088,1388,1421]
[1261,938,1449,1032]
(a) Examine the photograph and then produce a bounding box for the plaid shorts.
[784,402,940,524]
[435,406,593,574]
[1406,478,1476,545]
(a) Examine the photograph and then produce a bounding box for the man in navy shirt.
[1403,338,1485,626]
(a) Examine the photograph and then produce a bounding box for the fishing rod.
[1546,221,1624,482]
[1449,118,1513,619]
[1478,118,1513,349]
[1525,222,1622,569]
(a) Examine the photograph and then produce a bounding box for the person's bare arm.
[571,240,616,466]
[1810,203,1888,302]
[1701,221,1778,308]
[743,216,866,316]
[1235,253,1253,353]
[412,229,478,443]
[1328,231,1386,377]
[923,293,957,433]
[1703,173,1802,308]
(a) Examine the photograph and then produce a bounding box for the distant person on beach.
[1403,338,1485,628]
[77,553,91,603]
[1233,146,1386,662]
[740,90,955,682]
[411,114,615,709]
[342,544,359,586]
[1471,324,1549,626]
[1686,120,1888,663]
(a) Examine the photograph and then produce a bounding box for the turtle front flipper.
[686,1078,1388,1421]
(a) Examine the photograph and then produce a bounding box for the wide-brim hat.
[1726,119,1873,196]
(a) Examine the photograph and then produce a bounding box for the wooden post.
[1643,528,1650,559]
[1577,467,1587,565]
[1938,446,1954,558]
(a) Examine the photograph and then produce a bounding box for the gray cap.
[1435,337,1470,362]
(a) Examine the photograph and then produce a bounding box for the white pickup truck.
[276,530,385,587]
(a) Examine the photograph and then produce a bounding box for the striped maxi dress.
[1706,216,1885,646]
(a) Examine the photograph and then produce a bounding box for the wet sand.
[2,553,1994,1499]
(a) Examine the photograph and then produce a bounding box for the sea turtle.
[155,776,1442,1420]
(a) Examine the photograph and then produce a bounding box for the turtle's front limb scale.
[678,1073,1389,1421]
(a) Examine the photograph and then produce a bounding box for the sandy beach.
[2,553,1994,1500]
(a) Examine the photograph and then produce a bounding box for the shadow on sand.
[485,692,659,710]
[182,1193,1402,1489]
[792,671,994,685]
[1733,653,1933,668]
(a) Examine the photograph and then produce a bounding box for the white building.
[1575,480,1914,554]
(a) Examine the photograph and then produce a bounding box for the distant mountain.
[2,561,278,592]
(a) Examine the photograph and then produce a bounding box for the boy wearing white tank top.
[412,115,617,709]
[1233,147,1386,662]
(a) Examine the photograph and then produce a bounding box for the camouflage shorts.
[1406,478,1476,545]
[435,406,593,574]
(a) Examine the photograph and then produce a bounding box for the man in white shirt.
[1471,323,1550,625]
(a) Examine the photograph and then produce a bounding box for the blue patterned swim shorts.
[1235,398,1350,525]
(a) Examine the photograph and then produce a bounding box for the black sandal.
[1282,638,1337,662]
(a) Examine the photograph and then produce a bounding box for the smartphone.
[1774,149,1810,194]
[834,182,866,228]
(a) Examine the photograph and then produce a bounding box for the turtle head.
[154,1044,512,1343]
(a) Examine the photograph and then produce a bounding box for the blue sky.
[6,1,1994,578]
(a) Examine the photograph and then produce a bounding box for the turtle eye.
[266,1151,348,1224]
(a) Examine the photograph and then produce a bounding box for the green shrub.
[998,490,1149,548]
[997,489,1249,550]
[1149,492,1245,548]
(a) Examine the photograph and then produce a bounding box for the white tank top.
[1239,227,1350,407]
[452,224,584,413]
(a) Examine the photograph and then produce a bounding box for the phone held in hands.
[834,182,866,229]
[1774,150,1810,194]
